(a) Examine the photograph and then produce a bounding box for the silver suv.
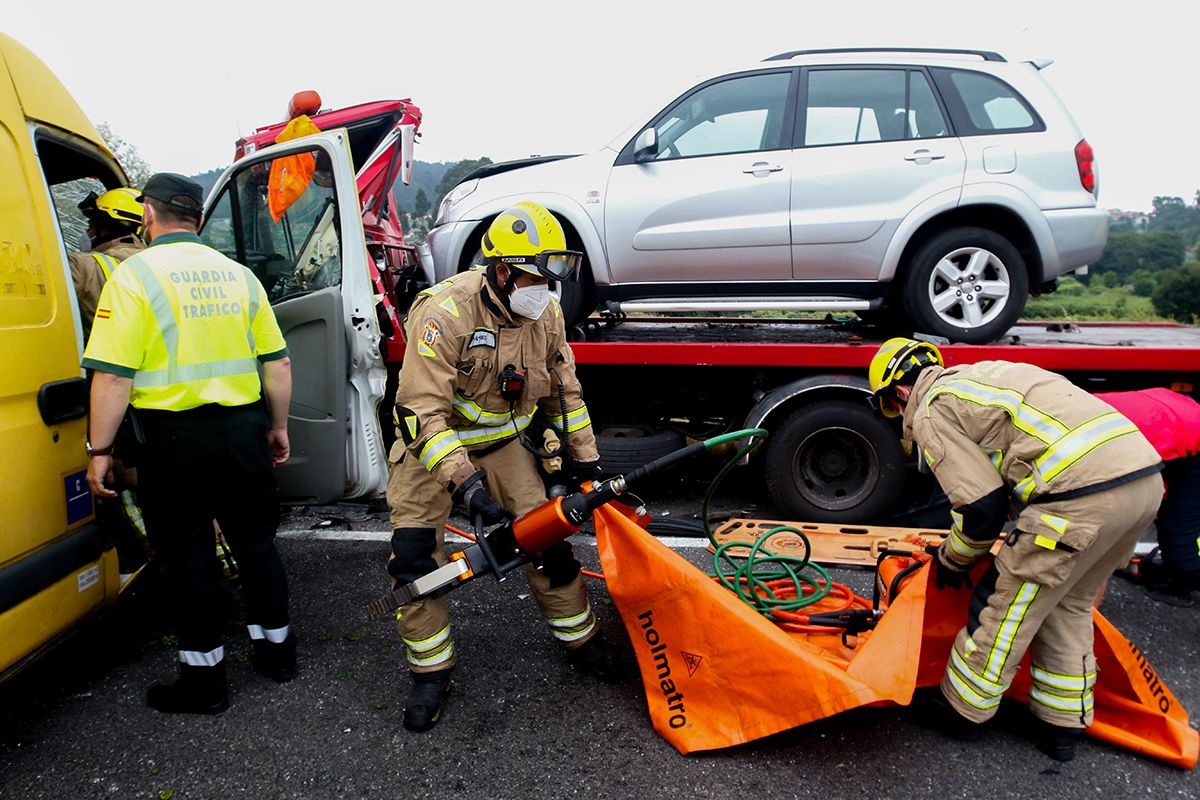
[424,48,1107,344]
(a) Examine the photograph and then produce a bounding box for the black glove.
[567,459,604,487]
[455,470,514,526]
[929,555,973,592]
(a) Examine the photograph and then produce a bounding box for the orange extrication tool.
[364,430,762,621]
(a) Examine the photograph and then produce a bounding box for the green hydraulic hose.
[698,429,835,617]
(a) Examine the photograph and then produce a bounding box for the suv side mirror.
[633,128,658,162]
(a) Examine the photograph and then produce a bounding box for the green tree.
[1140,231,1185,271]
[1129,268,1156,297]
[434,157,493,210]
[1099,271,1120,289]
[1093,232,1141,280]
[1152,265,1200,323]
[413,187,430,217]
[1148,195,1200,246]
[96,122,153,189]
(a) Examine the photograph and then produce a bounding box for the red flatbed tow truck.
[565,317,1200,524]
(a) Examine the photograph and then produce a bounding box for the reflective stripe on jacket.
[81,232,288,411]
[393,268,598,491]
[905,361,1161,508]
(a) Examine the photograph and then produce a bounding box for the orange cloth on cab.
[267,115,322,222]
[594,506,1198,768]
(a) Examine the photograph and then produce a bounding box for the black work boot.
[147,662,229,714]
[566,634,630,684]
[403,669,453,732]
[252,634,298,683]
[1037,720,1083,761]
[911,687,985,742]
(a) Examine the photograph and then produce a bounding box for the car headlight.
[436,179,478,224]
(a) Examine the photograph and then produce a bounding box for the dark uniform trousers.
[136,403,289,659]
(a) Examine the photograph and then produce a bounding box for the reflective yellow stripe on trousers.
[124,260,261,389]
[1014,412,1140,503]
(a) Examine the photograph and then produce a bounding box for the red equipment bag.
[593,506,1198,768]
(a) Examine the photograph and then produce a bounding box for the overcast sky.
[6,0,1197,211]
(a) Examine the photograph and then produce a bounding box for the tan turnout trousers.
[387,439,596,673]
[941,474,1162,726]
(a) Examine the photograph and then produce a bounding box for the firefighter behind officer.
[69,187,145,341]
[869,339,1164,762]
[387,200,624,732]
[83,173,296,714]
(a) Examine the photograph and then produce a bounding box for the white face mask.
[509,284,551,319]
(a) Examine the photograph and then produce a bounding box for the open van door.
[200,130,386,503]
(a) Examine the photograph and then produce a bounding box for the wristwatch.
[86,441,114,457]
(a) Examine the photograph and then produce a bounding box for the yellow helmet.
[481,201,582,281]
[868,337,944,417]
[79,187,144,233]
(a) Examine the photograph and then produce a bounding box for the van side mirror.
[633,128,658,162]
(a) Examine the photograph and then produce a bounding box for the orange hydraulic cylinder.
[511,497,580,554]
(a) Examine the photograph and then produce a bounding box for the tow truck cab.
[206,93,426,504]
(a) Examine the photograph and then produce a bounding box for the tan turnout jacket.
[392,268,598,492]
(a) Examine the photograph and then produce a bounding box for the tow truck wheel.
[901,227,1028,344]
[764,401,905,523]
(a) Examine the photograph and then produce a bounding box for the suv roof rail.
[764,47,1006,63]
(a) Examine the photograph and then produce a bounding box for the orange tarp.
[594,506,1198,768]
[267,115,322,222]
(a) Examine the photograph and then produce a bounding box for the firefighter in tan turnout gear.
[869,338,1164,762]
[387,201,624,732]
[69,187,146,341]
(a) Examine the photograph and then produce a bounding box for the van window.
[19,135,122,326]
[651,72,791,160]
[202,148,342,304]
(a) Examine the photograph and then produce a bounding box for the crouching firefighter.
[869,339,1164,762]
[386,201,627,732]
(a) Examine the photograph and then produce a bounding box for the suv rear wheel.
[901,227,1028,344]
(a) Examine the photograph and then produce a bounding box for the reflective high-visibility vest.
[82,233,288,411]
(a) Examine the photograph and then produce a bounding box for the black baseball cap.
[137,173,204,211]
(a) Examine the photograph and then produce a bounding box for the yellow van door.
[0,53,115,676]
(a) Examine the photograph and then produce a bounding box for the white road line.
[278,527,711,549]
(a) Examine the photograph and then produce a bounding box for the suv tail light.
[1075,139,1096,194]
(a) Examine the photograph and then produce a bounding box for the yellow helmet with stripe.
[481,201,581,281]
[868,337,944,417]
[79,187,144,233]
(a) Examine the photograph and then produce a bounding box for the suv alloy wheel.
[902,227,1028,344]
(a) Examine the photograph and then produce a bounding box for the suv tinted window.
[803,69,948,146]
[652,72,791,160]
[932,68,1043,135]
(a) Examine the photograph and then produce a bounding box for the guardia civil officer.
[83,173,296,714]
[387,201,625,732]
[869,338,1164,761]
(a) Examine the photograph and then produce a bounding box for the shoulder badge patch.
[417,318,441,358]
[468,328,497,349]
[439,297,460,318]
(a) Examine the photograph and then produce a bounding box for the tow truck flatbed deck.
[570,318,1200,373]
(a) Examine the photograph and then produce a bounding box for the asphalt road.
[2,480,1198,800]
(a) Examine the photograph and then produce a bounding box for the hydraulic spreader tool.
[365,430,766,621]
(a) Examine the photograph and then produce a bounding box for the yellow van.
[0,33,132,679]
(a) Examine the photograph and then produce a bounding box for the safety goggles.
[500,250,583,281]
